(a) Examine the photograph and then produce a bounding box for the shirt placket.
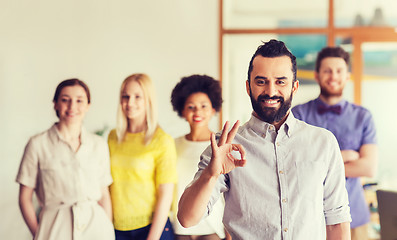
[274,130,290,240]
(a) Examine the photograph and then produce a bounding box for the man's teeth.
[262,99,278,104]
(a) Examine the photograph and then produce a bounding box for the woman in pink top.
[16,79,114,240]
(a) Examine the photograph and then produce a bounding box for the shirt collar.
[247,111,296,138]
[49,123,87,144]
[315,97,347,111]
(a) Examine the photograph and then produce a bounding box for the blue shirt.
[193,113,351,240]
[292,97,377,228]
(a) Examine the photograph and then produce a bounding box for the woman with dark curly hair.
[170,75,230,240]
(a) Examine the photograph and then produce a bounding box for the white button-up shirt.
[194,113,351,240]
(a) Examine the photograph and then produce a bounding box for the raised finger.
[226,120,240,144]
[210,132,218,150]
[218,121,230,145]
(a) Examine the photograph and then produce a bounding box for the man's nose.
[266,83,278,97]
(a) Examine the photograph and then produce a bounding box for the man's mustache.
[257,94,284,103]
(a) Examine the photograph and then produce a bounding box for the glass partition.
[223,0,328,29]
[334,0,397,27]
[361,42,397,188]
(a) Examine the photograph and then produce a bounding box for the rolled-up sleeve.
[16,138,39,188]
[323,134,352,225]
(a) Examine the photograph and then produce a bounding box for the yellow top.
[108,127,177,230]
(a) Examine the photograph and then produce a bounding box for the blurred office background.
[1,0,397,239]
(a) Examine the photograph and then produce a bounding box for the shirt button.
[282,198,287,203]
[262,133,265,138]
[284,228,288,232]
[276,142,280,146]
[279,170,284,174]
[269,126,274,130]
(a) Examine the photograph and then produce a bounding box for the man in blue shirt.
[292,46,378,240]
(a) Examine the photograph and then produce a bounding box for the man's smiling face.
[246,55,298,125]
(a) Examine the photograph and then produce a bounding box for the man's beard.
[249,88,293,124]
[320,86,343,98]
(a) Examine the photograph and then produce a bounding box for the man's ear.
[292,80,299,96]
[246,80,250,96]
[314,72,320,84]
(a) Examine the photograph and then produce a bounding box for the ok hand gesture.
[208,121,247,177]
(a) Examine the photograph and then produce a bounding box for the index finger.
[226,120,240,144]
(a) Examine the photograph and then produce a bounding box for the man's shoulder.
[294,117,335,139]
[346,101,371,112]
[293,98,317,109]
[344,101,374,119]
[291,99,317,117]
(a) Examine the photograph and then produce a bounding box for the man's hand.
[178,120,247,228]
[207,121,247,177]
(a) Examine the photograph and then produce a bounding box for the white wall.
[0,1,219,238]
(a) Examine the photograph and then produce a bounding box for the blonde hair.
[116,73,158,144]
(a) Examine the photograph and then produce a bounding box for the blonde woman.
[17,79,114,240]
[108,73,177,240]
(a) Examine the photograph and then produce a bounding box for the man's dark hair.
[247,39,297,83]
[171,74,223,117]
[315,46,350,72]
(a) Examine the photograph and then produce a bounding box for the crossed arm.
[342,144,378,178]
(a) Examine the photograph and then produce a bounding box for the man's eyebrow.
[254,76,288,80]
[254,76,267,80]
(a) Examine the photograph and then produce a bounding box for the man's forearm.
[326,222,351,240]
[177,168,220,228]
[344,144,378,178]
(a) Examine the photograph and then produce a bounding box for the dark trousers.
[115,218,174,240]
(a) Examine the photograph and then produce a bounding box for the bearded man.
[292,46,378,240]
[177,40,352,240]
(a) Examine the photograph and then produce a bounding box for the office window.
[223,0,327,29]
[334,0,397,27]
[361,42,397,188]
